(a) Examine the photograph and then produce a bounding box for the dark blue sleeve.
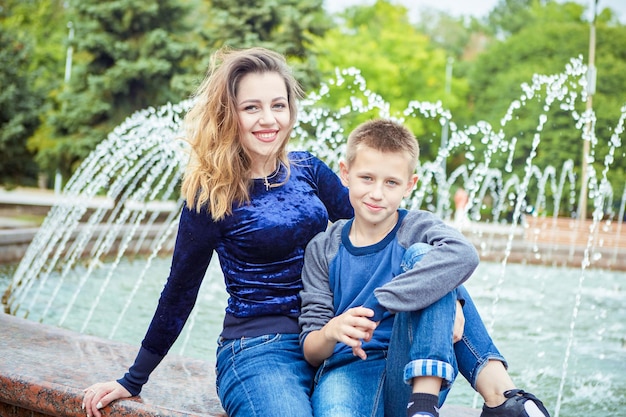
[140,206,216,355]
[309,153,353,221]
[117,347,164,396]
[117,205,217,394]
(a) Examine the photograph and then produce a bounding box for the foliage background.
[1,0,625,218]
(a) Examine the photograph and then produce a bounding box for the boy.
[299,119,550,417]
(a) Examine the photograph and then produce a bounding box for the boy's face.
[340,145,418,227]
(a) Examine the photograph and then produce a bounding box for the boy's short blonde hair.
[345,119,420,174]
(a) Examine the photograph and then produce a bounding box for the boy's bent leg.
[454,285,508,389]
[401,291,458,390]
[385,291,458,417]
[400,242,432,272]
[215,334,315,417]
[311,351,385,417]
[384,242,458,417]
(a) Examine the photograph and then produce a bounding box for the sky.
[324,0,626,23]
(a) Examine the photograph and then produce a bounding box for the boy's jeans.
[312,243,458,417]
[311,349,387,417]
[386,243,508,416]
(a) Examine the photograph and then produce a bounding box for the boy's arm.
[375,210,479,313]
[299,222,379,365]
[298,225,341,365]
[302,328,336,367]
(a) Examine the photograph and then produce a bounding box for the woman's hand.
[82,381,131,417]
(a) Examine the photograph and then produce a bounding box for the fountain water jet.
[2,56,625,417]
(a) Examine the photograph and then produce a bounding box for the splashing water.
[2,56,625,417]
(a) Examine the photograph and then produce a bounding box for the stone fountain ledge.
[0,313,225,417]
[0,313,480,417]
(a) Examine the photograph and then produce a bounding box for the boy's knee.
[401,243,433,272]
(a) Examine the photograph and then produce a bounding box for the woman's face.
[236,72,291,174]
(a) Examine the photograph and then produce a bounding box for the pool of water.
[1,259,625,416]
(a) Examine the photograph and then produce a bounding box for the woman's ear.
[339,160,350,187]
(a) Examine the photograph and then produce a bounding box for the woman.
[82,46,351,417]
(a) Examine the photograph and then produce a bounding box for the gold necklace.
[263,164,281,191]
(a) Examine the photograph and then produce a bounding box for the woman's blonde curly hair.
[182,47,303,221]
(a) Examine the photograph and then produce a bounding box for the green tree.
[32,0,200,180]
[415,7,475,58]
[413,8,496,128]
[469,1,626,216]
[0,28,42,185]
[487,0,538,37]
[205,0,331,90]
[0,0,68,93]
[0,0,68,186]
[308,0,469,165]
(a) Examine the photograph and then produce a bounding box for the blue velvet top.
[118,151,353,395]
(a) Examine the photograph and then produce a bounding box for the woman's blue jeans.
[215,333,316,417]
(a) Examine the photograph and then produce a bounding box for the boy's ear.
[339,160,350,186]
[404,174,418,197]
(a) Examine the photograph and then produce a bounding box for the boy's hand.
[351,318,379,360]
[325,307,377,359]
[453,300,465,342]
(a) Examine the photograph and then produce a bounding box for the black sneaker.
[480,389,550,417]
